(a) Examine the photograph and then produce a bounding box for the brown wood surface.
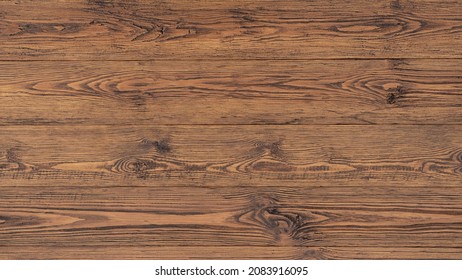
[1,59,462,125]
[1,125,461,187]
[0,0,461,259]
[1,186,462,259]
[0,0,461,60]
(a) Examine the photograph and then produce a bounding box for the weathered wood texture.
[0,0,461,60]
[1,59,461,125]
[5,246,462,260]
[0,0,461,260]
[1,186,461,259]
[1,125,461,187]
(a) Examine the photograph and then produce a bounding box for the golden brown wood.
[0,0,461,260]
[1,125,461,187]
[0,186,461,259]
[0,0,461,60]
[4,246,462,260]
[1,59,461,125]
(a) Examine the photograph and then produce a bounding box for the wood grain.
[4,246,462,260]
[1,0,461,259]
[0,186,461,259]
[0,125,461,187]
[1,59,461,125]
[0,0,461,60]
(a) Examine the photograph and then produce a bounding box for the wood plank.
[1,125,461,187]
[0,186,461,259]
[0,0,461,60]
[0,246,305,260]
[1,59,461,125]
[2,246,462,260]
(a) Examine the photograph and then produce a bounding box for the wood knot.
[386,92,398,104]
[267,207,280,215]
[153,139,171,154]
[386,85,406,104]
[255,140,285,159]
[128,159,156,174]
[236,195,313,244]
[140,138,171,154]
[112,157,157,175]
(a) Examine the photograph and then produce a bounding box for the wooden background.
[0,0,461,259]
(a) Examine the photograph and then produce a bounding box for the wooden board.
[1,59,461,125]
[5,246,462,260]
[1,125,461,187]
[0,0,461,260]
[1,186,461,259]
[0,0,461,60]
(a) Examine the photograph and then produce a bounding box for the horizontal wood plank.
[3,246,462,260]
[1,59,461,125]
[0,125,461,187]
[0,0,461,60]
[0,186,461,258]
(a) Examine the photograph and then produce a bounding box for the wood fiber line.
[0,125,461,187]
[0,186,461,257]
[1,60,461,125]
[0,0,461,60]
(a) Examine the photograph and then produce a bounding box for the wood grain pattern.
[0,125,461,187]
[1,59,461,125]
[4,246,462,260]
[1,0,461,259]
[0,0,461,60]
[0,186,461,259]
